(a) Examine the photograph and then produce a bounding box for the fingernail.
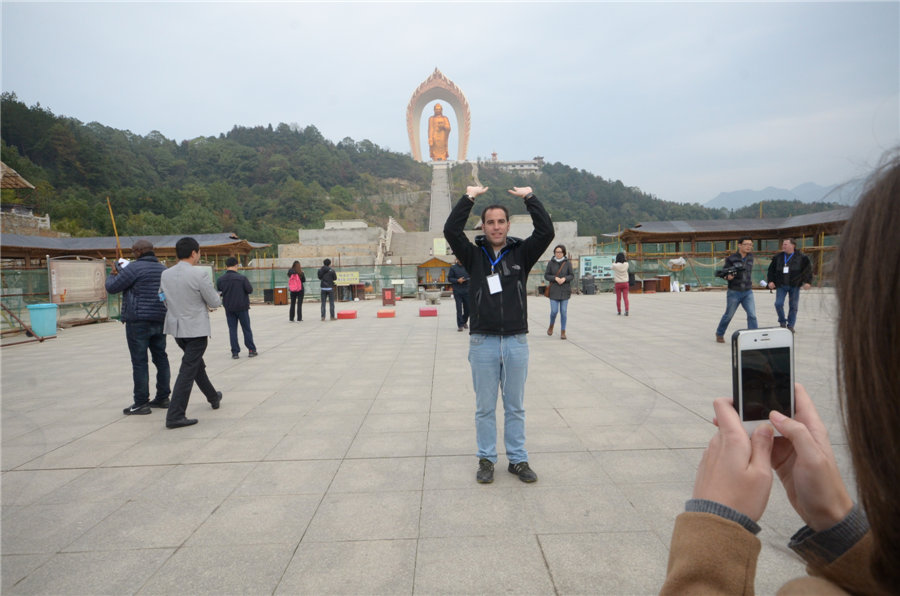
[770,410,786,422]
[759,423,774,438]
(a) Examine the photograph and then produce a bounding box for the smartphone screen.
[740,346,792,421]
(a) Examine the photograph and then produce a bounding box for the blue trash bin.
[26,303,59,337]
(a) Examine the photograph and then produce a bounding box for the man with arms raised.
[444,185,554,484]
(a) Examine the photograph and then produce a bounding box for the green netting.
[1,267,121,332]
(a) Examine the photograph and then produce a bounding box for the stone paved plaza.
[1,289,851,595]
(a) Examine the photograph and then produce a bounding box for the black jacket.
[105,253,167,323]
[767,251,813,288]
[216,270,253,311]
[544,258,575,301]
[448,263,470,293]
[317,265,337,290]
[722,252,755,291]
[443,194,554,336]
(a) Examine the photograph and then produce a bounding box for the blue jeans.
[715,289,758,337]
[774,285,801,328]
[226,309,256,355]
[125,320,170,405]
[468,334,529,464]
[321,290,335,318]
[549,298,568,330]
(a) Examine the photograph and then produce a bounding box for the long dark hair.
[289,260,302,275]
[836,151,900,589]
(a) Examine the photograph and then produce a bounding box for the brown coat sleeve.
[660,512,761,595]
[779,532,888,596]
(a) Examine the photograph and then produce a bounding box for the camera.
[715,263,745,279]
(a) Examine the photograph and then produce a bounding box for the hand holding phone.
[692,398,775,521]
[769,383,854,532]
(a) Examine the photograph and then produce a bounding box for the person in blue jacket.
[105,239,171,415]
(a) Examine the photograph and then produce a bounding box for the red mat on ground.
[419,307,438,317]
[377,309,395,318]
[337,310,357,319]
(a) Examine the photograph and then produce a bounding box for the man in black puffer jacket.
[105,239,171,415]
[444,185,554,485]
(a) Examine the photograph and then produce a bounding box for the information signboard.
[336,271,360,286]
[580,255,615,279]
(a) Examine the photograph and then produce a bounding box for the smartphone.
[732,328,794,434]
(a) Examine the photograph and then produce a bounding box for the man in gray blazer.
[159,237,223,428]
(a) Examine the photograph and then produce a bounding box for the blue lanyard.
[784,252,794,265]
[481,246,508,273]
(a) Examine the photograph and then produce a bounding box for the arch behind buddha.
[407,68,471,162]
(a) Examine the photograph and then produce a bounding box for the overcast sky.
[2,1,898,204]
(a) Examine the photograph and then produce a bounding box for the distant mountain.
[705,180,863,210]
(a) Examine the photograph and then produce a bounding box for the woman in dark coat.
[544,244,575,339]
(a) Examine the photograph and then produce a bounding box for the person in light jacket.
[159,237,223,429]
[612,252,630,316]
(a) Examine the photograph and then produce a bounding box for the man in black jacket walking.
[444,185,554,484]
[766,238,813,332]
[216,257,257,359]
[105,239,171,415]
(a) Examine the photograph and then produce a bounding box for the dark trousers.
[289,290,305,321]
[125,320,170,405]
[168,337,217,422]
[321,290,335,318]
[226,309,256,355]
[453,290,470,328]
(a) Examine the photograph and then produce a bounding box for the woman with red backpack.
[288,261,306,322]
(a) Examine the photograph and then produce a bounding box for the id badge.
[783,266,790,274]
[487,273,502,294]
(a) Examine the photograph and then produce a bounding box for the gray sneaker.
[508,461,538,483]
[476,458,494,484]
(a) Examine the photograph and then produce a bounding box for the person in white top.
[611,252,630,316]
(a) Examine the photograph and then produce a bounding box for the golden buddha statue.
[428,103,451,161]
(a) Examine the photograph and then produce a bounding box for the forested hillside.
[0,93,431,242]
[1,92,845,244]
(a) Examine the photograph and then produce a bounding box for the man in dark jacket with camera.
[715,236,759,343]
[766,238,813,332]
[105,239,171,415]
[216,257,257,359]
[444,185,554,484]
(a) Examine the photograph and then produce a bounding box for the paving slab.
[1,290,845,594]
